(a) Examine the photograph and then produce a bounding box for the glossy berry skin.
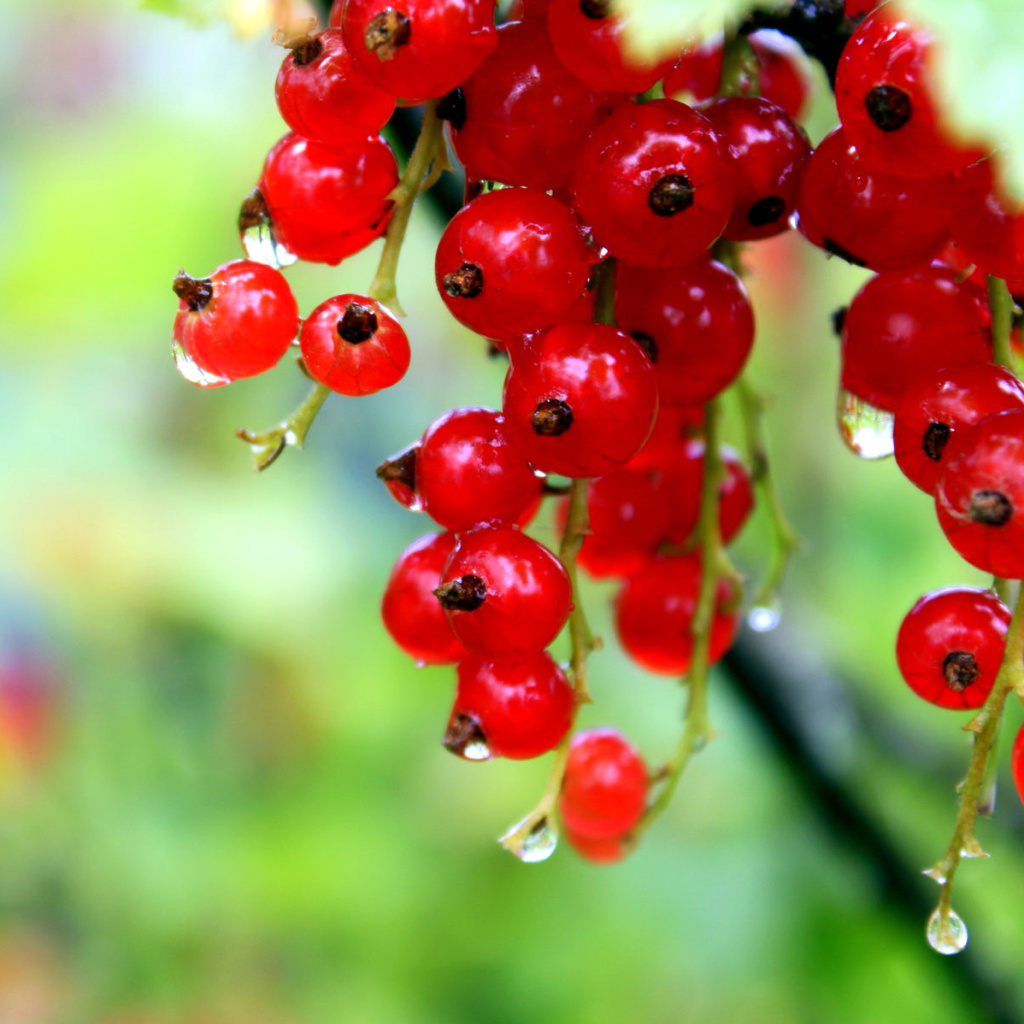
[562,469,668,579]
[381,533,468,665]
[558,729,647,839]
[615,258,754,406]
[275,29,396,147]
[434,188,593,342]
[702,97,810,242]
[840,267,992,412]
[796,126,954,271]
[895,587,1010,710]
[172,260,299,382]
[259,132,398,265]
[894,364,1024,495]
[436,526,572,657]
[835,7,982,179]
[564,826,627,863]
[337,0,497,100]
[444,651,574,760]
[572,99,734,269]
[615,555,738,676]
[299,294,409,395]
[952,159,1024,281]
[447,19,612,190]
[935,410,1024,578]
[502,322,658,478]
[658,441,754,548]
[545,0,676,94]
[665,30,811,122]
[416,407,542,532]
[626,403,705,470]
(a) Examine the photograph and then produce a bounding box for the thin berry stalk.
[988,275,1019,377]
[924,584,1024,933]
[735,373,800,611]
[636,396,739,832]
[238,101,444,470]
[498,476,596,859]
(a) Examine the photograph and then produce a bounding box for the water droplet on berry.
[837,389,895,459]
[460,735,491,761]
[240,218,297,269]
[171,340,230,388]
[926,907,968,954]
[748,603,781,632]
[499,814,558,863]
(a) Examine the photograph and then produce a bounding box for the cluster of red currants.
[791,6,1024,814]
[168,0,1024,892]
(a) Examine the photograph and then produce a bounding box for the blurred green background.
[2,1,1024,1021]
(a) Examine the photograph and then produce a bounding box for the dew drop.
[500,815,558,863]
[748,603,781,632]
[172,340,230,388]
[926,907,968,955]
[837,388,895,459]
[460,736,491,761]
[240,219,297,269]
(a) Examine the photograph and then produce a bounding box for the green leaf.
[902,0,1024,196]
[616,0,764,62]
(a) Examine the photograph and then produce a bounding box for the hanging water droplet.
[926,907,968,954]
[748,602,781,632]
[460,736,491,761]
[499,815,558,863]
[240,218,297,269]
[922,865,947,886]
[959,837,989,859]
[172,340,230,388]
[837,388,895,459]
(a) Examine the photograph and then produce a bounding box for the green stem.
[369,99,444,314]
[591,256,618,328]
[925,584,1024,923]
[735,373,801,611]
[988,275,1018,376]
[237,101,444,470]
[635,397,734,832]
[499,477,596,860]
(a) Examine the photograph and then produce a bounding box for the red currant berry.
[796,126,954,271]
[275,28,396,147]
[894,364,1024,495]
[435,526,572,657]
[702,96,811,242]
[835,6,983,179]
[171,260,299,383]
[615,258,754,406]
[338,0,497,100]
[545,0,676,94]
[572,99,734,269]
[952,158,1024,282]
[840,266,992,412]
[658,441,754,548]
[381,532,469,665]
[557,469,668,579]
[434,188,593,342]
[626,403,706,470]
[1012,723,1024,808]
[895,587,1010,710]
[299,295,409,395]
[558,728,647,839]
[615,555,738,676]
[563,825,628,863]
[416,407,542,531]
[258,132,398,265]
[665,30,811,122]
[443,651,574,760]
[445,18,612,190]
[935,410,1024,578]
[502,322,659,478]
